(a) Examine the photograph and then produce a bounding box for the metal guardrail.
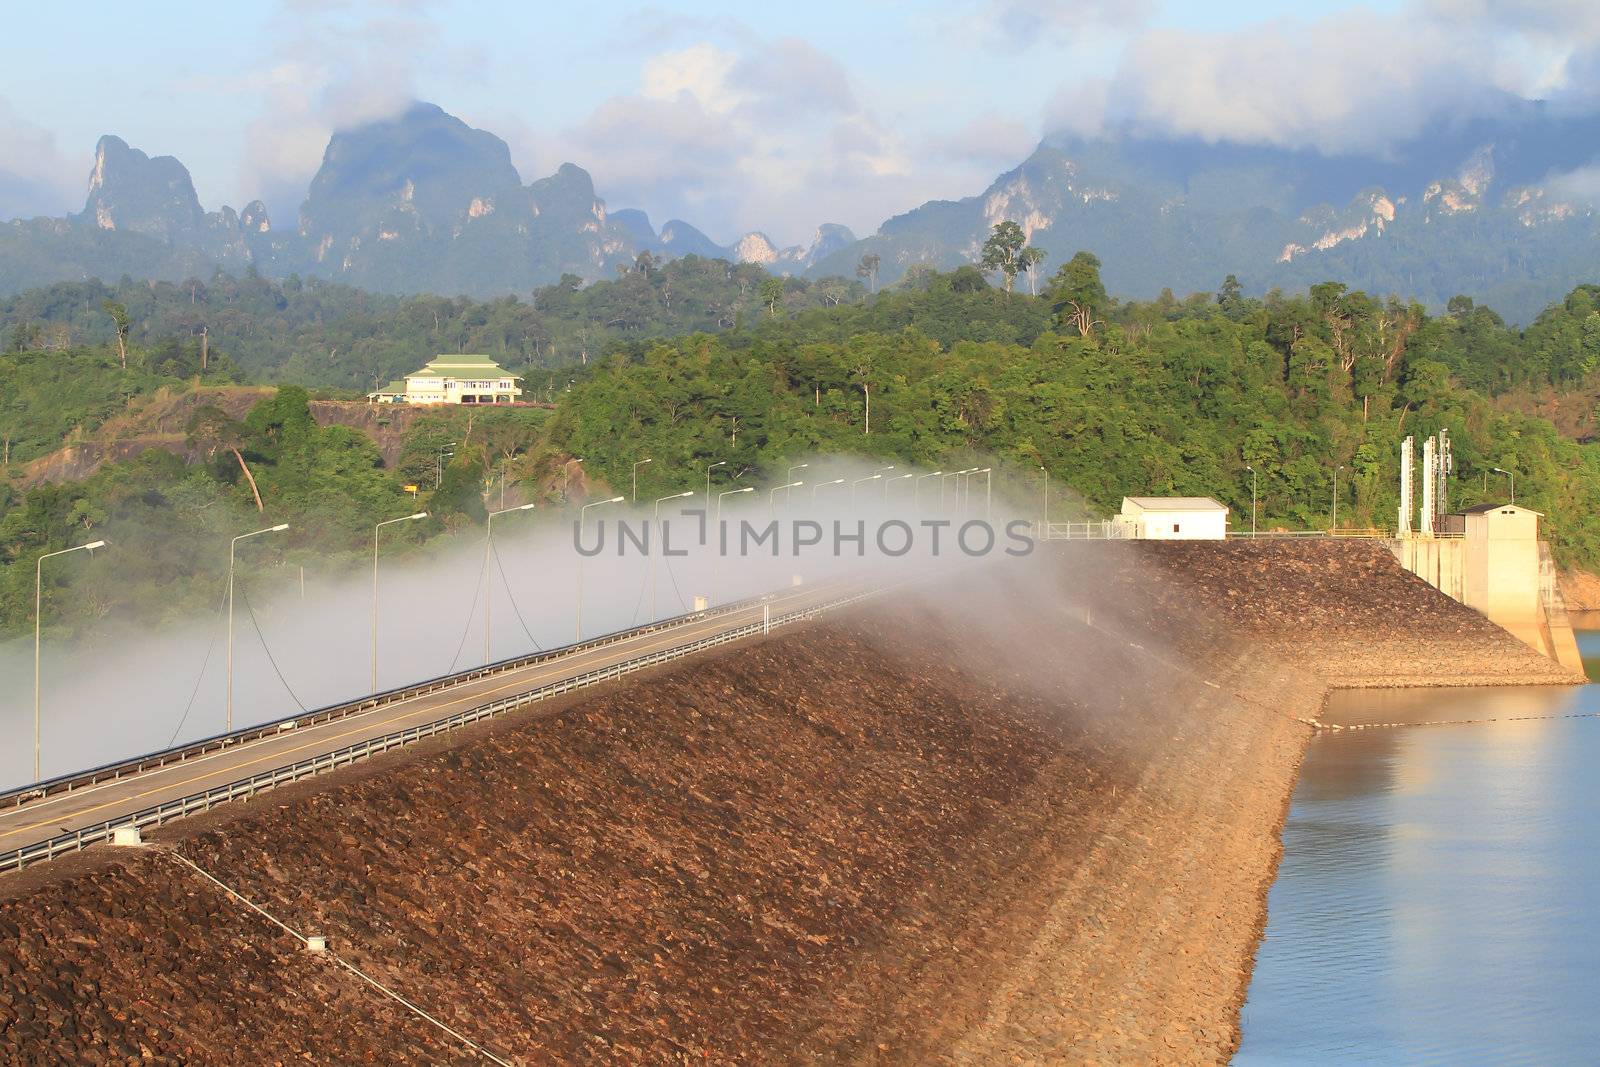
[2,587,799,811]
[1227,528,1392,539]
[0,589,874,874]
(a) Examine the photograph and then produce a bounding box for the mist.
[0,456,1043,791]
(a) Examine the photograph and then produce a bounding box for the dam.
[0,541,1576,1062]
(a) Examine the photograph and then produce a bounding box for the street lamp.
[1493,466,1515,503]
[1245,465,1258,536]
[33,540,106,781]
[850,473,881,505]
[811,478,845,504]
[434,443,456,488]
[770,481,804,517]
[576,496,624,640]
[705,459,726,507]
[713,486,754,605]
[228,523,289,732]
[1330,465,1343,532]
[951,468,978,514]
[652,491,695,619]
[786,463,809,506]
[484,503,536,664]
[974,467,992,522]
[916,470,943,511]
[1037,466,1048,539]
[884,472,913,502]
[372,512,427,693]
[631,457,652,503]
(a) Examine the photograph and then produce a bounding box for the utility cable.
[239,587,309,712]
[490,541,543,652]
[166,581,229,747]
[164,849,516,1066]
[446,548,489,673]
[661,553,691,613]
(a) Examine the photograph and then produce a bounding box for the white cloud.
[979,0,1156,47]
[234,0,483,221]
[1042,1,1600,154]
[1544,160,1600,202]
[0,97,78,221]
[1045,6,1550,153]
[554,35,931,246]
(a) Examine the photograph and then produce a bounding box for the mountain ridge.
[4,99,1600,320]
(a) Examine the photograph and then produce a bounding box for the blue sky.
[0,0,1590,244]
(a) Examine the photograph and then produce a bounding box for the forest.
[4,247,1600,640]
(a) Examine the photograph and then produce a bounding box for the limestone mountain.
[0,103,838,298]
[813,99,1600,322]
[81,135,206,240]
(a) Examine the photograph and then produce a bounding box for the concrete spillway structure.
[1386,503,1583,674]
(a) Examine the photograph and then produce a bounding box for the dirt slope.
[0,542,1574,1064]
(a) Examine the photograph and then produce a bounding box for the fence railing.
[0,589,874,875]
[1039,521,1128,540]
[3,586,806,811]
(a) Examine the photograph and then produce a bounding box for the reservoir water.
[1235,624,1600,1064]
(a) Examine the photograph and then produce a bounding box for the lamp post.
[576,496,624,640]
[884,472,913,503]
[714,486,754,606]
[1037,466,1048,539]
[785,463,809,507]
[631,457,652,503]
[1246,465,1258,536]
[372,512,427,693]
[850,473,881,505]
[975,467,992,522]
[811,478,844,504]
[1330,465,1343,532]
[916,470,943,511]
[770,481,804,517]
[652,491,695,619]
[1493,466,1515,503]
[952,468,977,514]
[705,460,726,510]
[434,443,456,488]
[228,523,289,732]
[871,465,895,499]
[33,540,106,782]
[484,503,536,664]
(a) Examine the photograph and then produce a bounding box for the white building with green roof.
[367,355,522,405]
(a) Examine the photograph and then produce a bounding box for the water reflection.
[1237,679,1600,1064]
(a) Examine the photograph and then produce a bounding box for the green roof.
[405,354,520,379]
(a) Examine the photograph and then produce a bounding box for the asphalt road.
[0,584,848,861]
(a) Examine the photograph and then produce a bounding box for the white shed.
[1117,497,1229,540]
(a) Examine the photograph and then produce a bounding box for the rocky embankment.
[0,542,1575,1064]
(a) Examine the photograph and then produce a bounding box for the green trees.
[1049,252,1109,336]
[856,253,881,295]
[15,262,1600,641]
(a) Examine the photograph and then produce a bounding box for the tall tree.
[1019,246,1047,296]
[1049,251,1109,337]
[980,221,1027,294]
[102,300,129,370]
[856,253,881,295]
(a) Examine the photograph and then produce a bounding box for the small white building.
[1116,496,1229,540]
[367,355,522,405]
